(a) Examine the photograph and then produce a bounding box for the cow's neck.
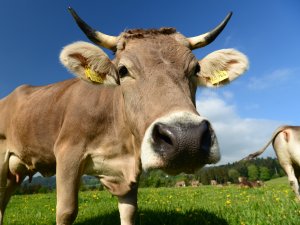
[82,84,141,195]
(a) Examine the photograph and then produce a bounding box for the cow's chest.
[83,151,137,196]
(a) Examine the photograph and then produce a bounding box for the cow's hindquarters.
[273,128,300,201]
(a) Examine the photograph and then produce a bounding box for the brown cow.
[0,8,248,225]
[190,180,200,187]
[238,177,262,188]
[210,180,218,186]
[175,181,186,187]
[243,125,300,200]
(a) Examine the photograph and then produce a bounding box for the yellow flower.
[176,207,181,212]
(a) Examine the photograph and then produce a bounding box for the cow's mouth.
[141,111,220,173]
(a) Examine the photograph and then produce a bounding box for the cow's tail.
[241,125,291,161]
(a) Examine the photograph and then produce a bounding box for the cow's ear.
[196,49,249,87]
[60,41,119,85]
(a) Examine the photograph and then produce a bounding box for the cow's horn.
[68,7,118,51]
[187,12,232,50]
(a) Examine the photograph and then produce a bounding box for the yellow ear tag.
[84,67,104,84]
[210,70,229,85]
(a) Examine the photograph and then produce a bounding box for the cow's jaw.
[141,111,220,174]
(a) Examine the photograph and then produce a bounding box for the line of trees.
[139,157,286,187]
[197,157,285,185]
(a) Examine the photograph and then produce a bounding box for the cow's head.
[60,8,248,174]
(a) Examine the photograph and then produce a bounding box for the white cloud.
[222,91,234,101]
[248,68,297,90]
[196,90,284,165]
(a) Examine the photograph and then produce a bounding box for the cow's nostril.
[199,121,212,153]
[152,123,175,147]
[159,131,173,146]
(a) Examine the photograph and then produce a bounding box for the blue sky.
[0,1,299,164]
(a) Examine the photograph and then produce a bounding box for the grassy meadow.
[5,177,300,225]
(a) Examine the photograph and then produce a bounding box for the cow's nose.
[151,120,212,157]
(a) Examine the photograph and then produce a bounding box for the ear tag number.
[210,71,229,85]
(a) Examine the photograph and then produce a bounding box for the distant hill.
[22,176,56,189]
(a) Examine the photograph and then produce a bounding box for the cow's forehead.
[115,29,196,69]
[116,28,189,52]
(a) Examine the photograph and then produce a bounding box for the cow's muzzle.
[141,112,220,174]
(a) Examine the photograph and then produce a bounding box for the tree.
[199,169,210,185]
[247,164,259,181]
[228,169,240,183]
[259,166,271,181]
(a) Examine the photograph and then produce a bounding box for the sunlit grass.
[5,178,300,225]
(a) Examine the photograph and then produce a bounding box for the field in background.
[265,176,288,185]
[5,177,300,225]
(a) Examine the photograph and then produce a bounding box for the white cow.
[243,125,300,200]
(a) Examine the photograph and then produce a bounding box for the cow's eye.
[194,64,201,74]
[118,65,128,78]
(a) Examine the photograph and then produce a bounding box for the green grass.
[5,177,300,225]
[265,176,289,185]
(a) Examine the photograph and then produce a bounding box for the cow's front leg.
[118,184,138,225]
[55,148,84,225]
